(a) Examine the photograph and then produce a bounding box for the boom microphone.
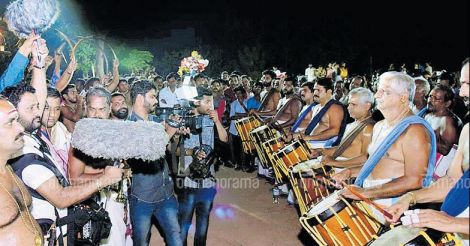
[71,118,169,162]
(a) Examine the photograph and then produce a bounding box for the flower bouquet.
[177,51,209,77]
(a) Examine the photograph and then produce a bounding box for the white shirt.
[159,87,179,107]
[19,135,68,235]
[305,67,316,82]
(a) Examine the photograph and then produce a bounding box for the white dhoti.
[307,136,338,149]
[362,177,395,225]
[99,189,133,246]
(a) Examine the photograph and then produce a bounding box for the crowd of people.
[0,31,468,246]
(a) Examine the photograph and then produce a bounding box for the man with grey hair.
[412,77,431,117]
[318,87,375,173]
[334,72,437,225]
[84,86,112,119]
[68,85,133,245]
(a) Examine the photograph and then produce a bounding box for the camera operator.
[127,80,184,246]
[178,89,228,246]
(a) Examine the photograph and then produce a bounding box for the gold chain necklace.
[0,166,43,246]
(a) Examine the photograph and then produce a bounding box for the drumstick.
[273,121,288,138]
[297,134,314,155]
[340,181,393,220]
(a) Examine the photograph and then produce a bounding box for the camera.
[189,144,216,179]
[155,105,203,135]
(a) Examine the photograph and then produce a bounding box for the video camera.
[155,104,203,135]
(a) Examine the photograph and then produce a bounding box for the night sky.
[32,0,470,74]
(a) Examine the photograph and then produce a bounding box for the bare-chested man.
[377,59,470,246]
[425,84,462,156]
[266,76,302,132]
[60,84,85,132]
[334,72,436,223]
[292,78,347,148]
[319,87,375,172]
[250,70,281,118]
[289,82,316,134]
[0,98,43,246]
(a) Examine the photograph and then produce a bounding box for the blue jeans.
[129,195,182,246]
[178,187,217,246]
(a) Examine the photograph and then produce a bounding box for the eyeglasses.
[428,95,443,102]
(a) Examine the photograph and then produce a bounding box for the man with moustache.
[6,81,123,245]
[250,70,281,119]
[127,80,183,246]
[378,59,470,246]
[333,72,436,224]
[292,78,347,148]
[424,85,462,179]
[68,86,133,245]
[0,97,44,246]
[290,82,316,135]
[318,88,375,173]
[60,84,85,132]
[266,76,302,133]
[111,92,130,120]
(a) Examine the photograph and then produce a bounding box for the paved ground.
[149,166,316,245]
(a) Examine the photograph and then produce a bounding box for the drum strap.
[238,99,250,113]
[259,88,278,111]
[273,95,302,125]
[291,103,317,133]
[354,116,436,187]
[304,99,347,146]
[332,118,375,159]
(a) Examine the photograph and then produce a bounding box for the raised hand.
[18,33,41,57]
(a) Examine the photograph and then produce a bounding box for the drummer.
[288,81,316,135]
[249,70,281,119]
[318,87,375,173]
[263,76,302,133]
[334,71,437,224]
[290,78,347,148]
[380,59,469,245]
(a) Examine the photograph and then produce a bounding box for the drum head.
[370,226,421,246]
[252,125,269,133]
[279,141,302,156]
[306,192,347,225]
